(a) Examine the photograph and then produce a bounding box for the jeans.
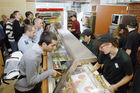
[15,82,42,93]
[0,39,5,62]
[9,41,18,52]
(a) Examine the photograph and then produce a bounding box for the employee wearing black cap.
[128,21,140,93]
[113,24,128,49]
[125,20,140,68]
[81,29,99,56]
[90,33,133,93]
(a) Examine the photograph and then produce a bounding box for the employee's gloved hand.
[52,70,61,78]
[108,84,118,93]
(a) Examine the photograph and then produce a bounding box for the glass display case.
[47,26,110,93]
[47,40,72,93]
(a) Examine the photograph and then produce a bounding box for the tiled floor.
[0,83,14,93]
[0,52,14,93]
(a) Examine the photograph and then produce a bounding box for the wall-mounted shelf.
[44,17,57,19]
[67,11,77,29]
[36,8,63,25]
[36,8,64,11]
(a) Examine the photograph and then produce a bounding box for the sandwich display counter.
[46,26,111,93]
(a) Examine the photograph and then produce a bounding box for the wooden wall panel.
[128,3,140,23]
[0,49,4,78]
[95,5,128,37]
[42,52,48,93]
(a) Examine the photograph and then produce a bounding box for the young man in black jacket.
[12,11,22,51]
[13,11,22,42]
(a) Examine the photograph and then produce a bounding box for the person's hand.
[90,68,95,72]
[68,28,71,31]
[108,84,117,93]
[90,69,93,72]
[52,70,61,78]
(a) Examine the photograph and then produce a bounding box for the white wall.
[0,0,35,20]
[36,2,72,9]
[100,0,117,5]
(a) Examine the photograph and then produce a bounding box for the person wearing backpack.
[14,31,61,93]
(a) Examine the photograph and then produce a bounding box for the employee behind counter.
[69,15,81,40]
[90,33,133,93]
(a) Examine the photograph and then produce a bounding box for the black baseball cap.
[70,14,77,18]
[81,29,92,37]
[119,24,125,29]
[94,33,116,47]
[128,20,138,27]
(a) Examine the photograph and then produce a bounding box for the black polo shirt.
[82,39,99,56]
[125,30,140,66]
[118,34,126,49]
[97,48,133,84]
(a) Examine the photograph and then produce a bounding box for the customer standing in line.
[12,11,22,51]
[14,31,61,93]
[32,18,43,43]
[5,13,16,52]
[18,25,36,53]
